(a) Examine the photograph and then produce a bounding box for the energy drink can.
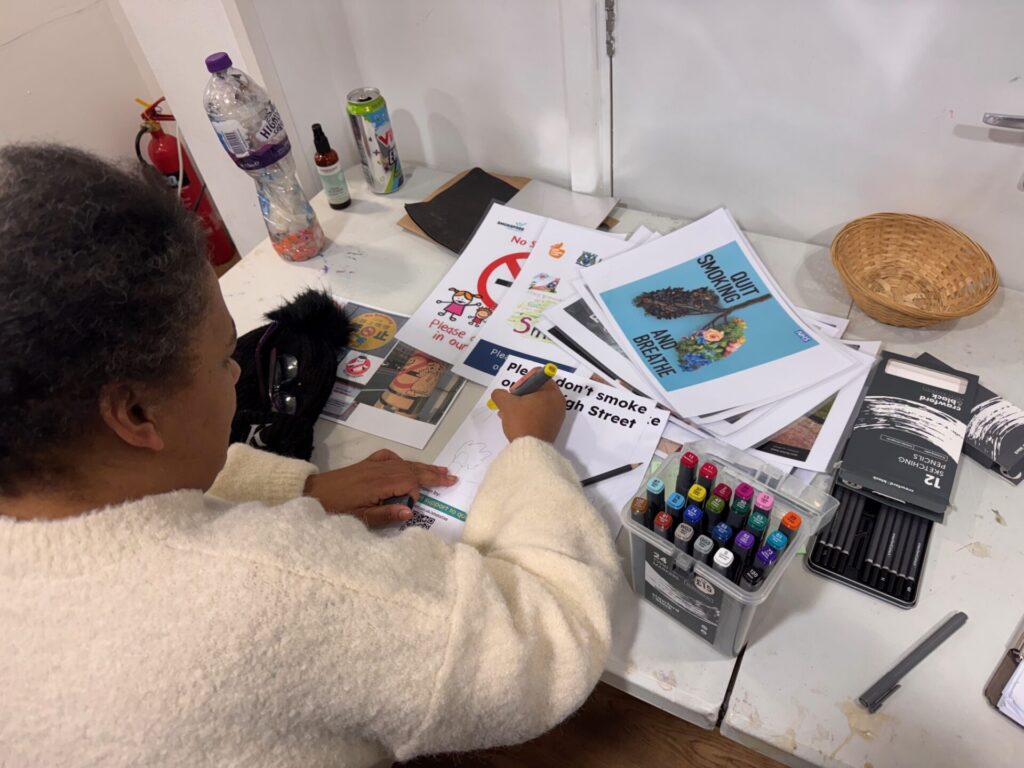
[346,87,403,193]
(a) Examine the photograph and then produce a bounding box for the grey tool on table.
[859,611,968,713]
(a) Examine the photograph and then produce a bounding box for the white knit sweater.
[0,439,620,768]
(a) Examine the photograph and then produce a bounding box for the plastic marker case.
[621,440,838,656]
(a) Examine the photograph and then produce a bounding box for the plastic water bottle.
[202,52,325,262]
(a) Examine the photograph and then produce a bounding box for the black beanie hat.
[230,289,351,460]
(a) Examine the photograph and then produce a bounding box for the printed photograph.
[354,343,462,425]
[757,396,836,461]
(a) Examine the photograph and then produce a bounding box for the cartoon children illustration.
[436,287,482,322]
[468,306,493,327]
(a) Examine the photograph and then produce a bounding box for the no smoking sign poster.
[396,204,548,364]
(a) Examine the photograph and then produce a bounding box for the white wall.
[0,0,156,160]
[248,0,599,191]
[612,0,1024,290]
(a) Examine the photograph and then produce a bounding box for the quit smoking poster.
[321,299,465,449]
[395,203,548,364]
[453,220,633,385]
[582,208,854,417]
[392,355,669,542]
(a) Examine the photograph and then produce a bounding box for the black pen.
[580,463,641,487]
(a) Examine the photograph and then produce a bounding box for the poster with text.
[582,208,854,417]
[384,355,668,542]
[453,220,633,385]
[395,203,548,364]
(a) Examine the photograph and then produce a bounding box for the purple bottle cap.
[735,482,755,501]
[205,52,233,73]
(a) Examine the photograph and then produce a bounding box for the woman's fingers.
[357,503,414,529]
[409,462,458,487]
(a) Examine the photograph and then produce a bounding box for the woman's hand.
[490,376,566,443]
[304,449,457,528]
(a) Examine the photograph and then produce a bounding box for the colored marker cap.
[666,492,686,512]
[741,566,765,591]
[653,511,674,538]
[693,535,715,563]
[766,530,789,553]
[713,548,734,574]
[647,478,665,494]
[780,511,802,537]
[705,495,726,516]
[686,483,707,504]
[683,504,704,528]
[712,482,733,503]
[735,482,755,501]
[710,522,734,545]
[755,545,778,570]
[733,529,756,553]
[755,491,774,512]
[630,497,648,519]
[680,451,699,469]
[746,511,769,535]
[674,522,695,552]
[699,462,718,481]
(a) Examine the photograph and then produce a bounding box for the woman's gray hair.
[0,144,211,492]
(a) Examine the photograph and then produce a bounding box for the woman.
[0,145,621,767]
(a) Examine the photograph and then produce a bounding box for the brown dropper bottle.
[312,123,351,210]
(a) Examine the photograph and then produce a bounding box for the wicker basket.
[831,213,999,328]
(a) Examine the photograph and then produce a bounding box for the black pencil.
[902,518,930,602]
[884,512,910,595]
[888,514,913,598]
[826,489,852,570]
[829,489,861,571]
[581,463,641,487]
[860,505,887,583]
[866,506,893,586]
[874,510,902,591]
[814,489,848,565]
[893,515,919,598]
[836,494,866,573]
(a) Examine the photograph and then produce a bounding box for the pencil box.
[805,480,934,609]
[837,352,978,523]
[620,439,838,656]
[917,353,1024,486]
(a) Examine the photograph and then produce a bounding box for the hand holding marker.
[488,363,565,444]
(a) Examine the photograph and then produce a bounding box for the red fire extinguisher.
[135,97,237,266]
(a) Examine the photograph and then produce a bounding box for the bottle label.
[316,162,351,205]
[211,107,291,171]
[212,119,249,158]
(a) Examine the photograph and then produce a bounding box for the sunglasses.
[255,323,300,415]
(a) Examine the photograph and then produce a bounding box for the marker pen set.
[638,461,803,590]
[807,483,933,608]
[621,441,837,656]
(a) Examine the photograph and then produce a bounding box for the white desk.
[721,294,1024,766]
[221,164,1024,758]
